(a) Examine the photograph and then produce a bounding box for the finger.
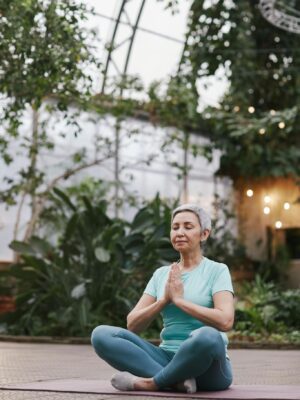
[173,263,181,273]
[172,266,181,278]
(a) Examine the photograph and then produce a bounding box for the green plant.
[0,0,110,243]
[177,0,300,179]
[235,275,300,335]
[0,188,177,336]
[205,195,248,271]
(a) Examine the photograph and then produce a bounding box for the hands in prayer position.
[164,263,184,304]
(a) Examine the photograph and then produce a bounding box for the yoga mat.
[1,380,299,399]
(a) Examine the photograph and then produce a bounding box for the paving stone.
[0,342,299,399]
[0,391,112,400]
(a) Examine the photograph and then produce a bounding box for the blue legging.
[91,325,233,391]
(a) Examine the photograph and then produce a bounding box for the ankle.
[133,378,158,391]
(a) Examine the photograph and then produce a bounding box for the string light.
[246,189,254,197]
[284,202,290,210]
[264,195,271,203]
[233,106,240,112]
[259,128,266,135]
[278,121,285,129]
[275,221,282,229]
[270,109,276,115]
[248,106,255,113]
[263,206,271,215]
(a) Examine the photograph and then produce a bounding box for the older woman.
[91,204,234,393]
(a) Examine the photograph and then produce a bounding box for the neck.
[179,250,203,271]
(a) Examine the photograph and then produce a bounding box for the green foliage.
[178,0,300,179]
[0,0,97,114]
[146,77,199,130]
[0,189,177,336]
[181,0,300,109]
[206,106,300,178]
[235,275,300,335]
[0,0,105,242]
[205,196,248,270]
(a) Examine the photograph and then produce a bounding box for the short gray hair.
[172,203,212,231]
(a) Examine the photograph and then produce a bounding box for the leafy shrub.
[235,275,300,335]
[0,189,177,336]
[205,196,248,271]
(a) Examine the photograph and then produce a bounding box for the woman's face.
[170,211,203,253]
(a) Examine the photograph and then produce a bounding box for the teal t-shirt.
[144,257,234,353]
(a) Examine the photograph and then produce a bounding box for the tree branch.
[23,152,115,241]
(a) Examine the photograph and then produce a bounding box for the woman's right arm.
[127,293,168,333]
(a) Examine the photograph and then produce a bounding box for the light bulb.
[233,106,240,112]
[246,189,254,197]
[248,106,255,113]
[275,221,282,229]
[284,202,290,210]
[264,195,271,204]
[259,128,266,135]
[263,206,270,215]
[278,121,285,129]
[270,109,276,116]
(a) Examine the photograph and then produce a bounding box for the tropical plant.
[177,0,300,179]
[0,189,178,336]
[204,195,248,271]
[235,275,300,335]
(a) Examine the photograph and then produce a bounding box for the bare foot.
[133,377,158,391]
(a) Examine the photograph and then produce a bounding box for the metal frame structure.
[259,0,300,34]
[101,0,147,95]
[100,0,148,216]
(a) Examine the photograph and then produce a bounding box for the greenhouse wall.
[0,108,232,261]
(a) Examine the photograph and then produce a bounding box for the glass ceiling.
[85,0,227,109]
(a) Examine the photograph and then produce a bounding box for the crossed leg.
[91,325,173,377]
[91,325,232,392]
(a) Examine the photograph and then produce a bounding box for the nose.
[176,228,185,236]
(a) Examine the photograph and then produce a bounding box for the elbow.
[219,317,234,332]
[127,321,135,332]
[126,314,138,333]
[126,315,133,331]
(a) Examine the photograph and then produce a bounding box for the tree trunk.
[114,119,121,218]
[182,132,189,203]
[23,106,39,241]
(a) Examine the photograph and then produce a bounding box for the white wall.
[0,107,232,261]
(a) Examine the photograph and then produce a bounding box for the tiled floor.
[0,342,299,399]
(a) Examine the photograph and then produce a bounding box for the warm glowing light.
[275,221,282,229]
[263,206,271,215]
[259,128,266,135]
[278,121,285,129]
[246,189,254,197]
[284,202,290,210]
[270,109,276,116]
[233,106,240,112]
[264,195,271,204]
[248,106,255,113]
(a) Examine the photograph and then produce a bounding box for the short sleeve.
[212,264,234,295]
[143,271,157,298]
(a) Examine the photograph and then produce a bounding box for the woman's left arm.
[173,291,234,332]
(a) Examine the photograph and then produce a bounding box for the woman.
[91,204,235,393]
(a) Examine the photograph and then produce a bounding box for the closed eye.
[172,225,194,230]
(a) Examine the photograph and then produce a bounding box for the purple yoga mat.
[1,379,300,399]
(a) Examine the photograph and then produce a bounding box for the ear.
[200,229,210,242]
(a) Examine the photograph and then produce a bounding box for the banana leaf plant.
[0,190,177,336]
